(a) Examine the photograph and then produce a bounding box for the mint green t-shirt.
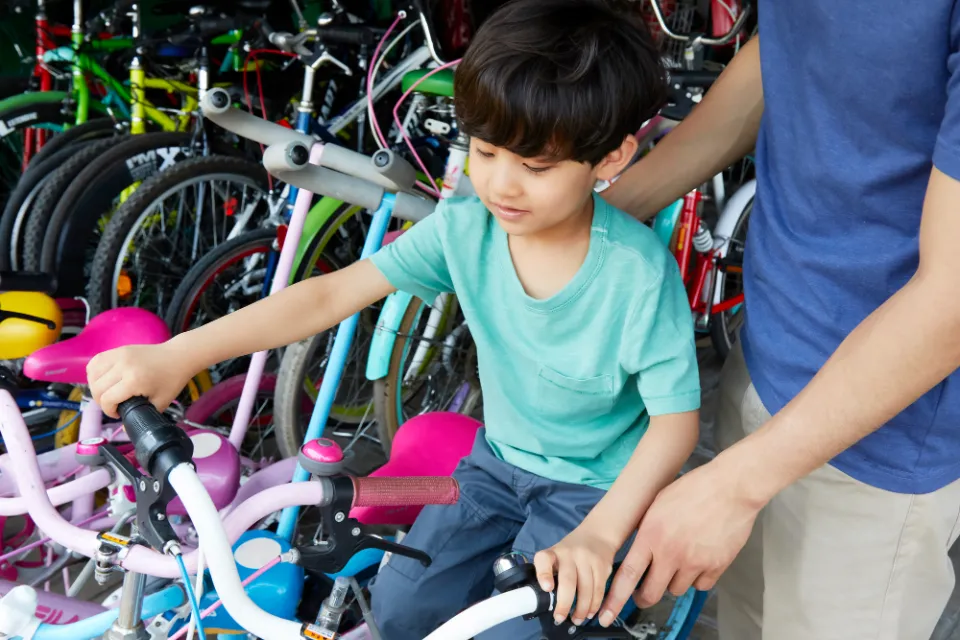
[370,194,700,489]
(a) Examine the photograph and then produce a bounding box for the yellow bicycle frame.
[128,69,199,134]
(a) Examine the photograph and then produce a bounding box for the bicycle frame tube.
[82,58,180,131]
[69,399,104,520]
[24,3,57,167]
[276,193,397,541]
[129,66,147,134]
[227,144,327,451]
[70,0,89,125]
[325,46,433,136]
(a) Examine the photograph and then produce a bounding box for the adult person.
[596,3,960,638]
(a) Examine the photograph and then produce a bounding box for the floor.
[688,347,960,640]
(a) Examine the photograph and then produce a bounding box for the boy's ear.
[595,134,639,182]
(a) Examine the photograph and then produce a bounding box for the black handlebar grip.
[0,271,57,294]
[118,397,194,479]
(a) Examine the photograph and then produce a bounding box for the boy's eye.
[475,148,494,158]
[524,164,551,174]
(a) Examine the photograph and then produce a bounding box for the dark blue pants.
[370,429,610,639]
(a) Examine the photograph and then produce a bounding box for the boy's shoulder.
[597,197,676,284]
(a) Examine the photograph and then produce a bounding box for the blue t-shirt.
[742,0,960,493]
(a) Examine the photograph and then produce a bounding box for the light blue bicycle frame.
[275,193,397,539]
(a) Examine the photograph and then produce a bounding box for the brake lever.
[84,442,184,554]
[295,476,432,574]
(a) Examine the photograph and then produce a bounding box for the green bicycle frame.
[47,29,243,130]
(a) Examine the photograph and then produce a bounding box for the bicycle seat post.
[102,569,149,640]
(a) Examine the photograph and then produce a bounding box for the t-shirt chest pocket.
[535,364,617,421]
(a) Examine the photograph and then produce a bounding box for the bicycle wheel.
[164,227,278,383]
[0,91,105,207]
[42,132,237,296]
[86,155,273,319]
[20,137,120,270]
[182,373,282,466]
[709,197,751,359]
[24,118,121,172]
[373,293,481,455]
[273,203,389,461]
[0,137,107,270]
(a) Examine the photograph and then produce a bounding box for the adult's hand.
[596,458,763,627]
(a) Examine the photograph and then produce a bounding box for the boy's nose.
[490,162,523,199]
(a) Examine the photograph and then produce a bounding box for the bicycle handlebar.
[648,0,752,46]
[116,397,193,480]
[425,587,541,639]
[201,89,437,221]
[262,141,436,222]
[351,475,459,507]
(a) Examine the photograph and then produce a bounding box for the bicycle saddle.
[23,308,170,385]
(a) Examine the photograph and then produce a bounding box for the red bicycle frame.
[674,187,744,321]
[21,4,65,169]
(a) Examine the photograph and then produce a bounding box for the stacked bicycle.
[0,0,757,637]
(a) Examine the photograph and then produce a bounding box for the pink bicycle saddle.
[351,412,481,526]
[23,308,170,385]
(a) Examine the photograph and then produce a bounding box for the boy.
[87,0,701,637]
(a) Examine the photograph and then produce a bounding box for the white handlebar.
[170,461,543,640]
[424,587,541,639]
[168,464,304,640]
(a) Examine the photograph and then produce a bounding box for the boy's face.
[468,137,636,236]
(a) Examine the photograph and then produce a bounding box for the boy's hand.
[533,526,619,626]
[87,344,193,418]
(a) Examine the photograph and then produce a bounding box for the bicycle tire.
[0,138,100,270]
[86,155,271,318]
[24,118,121,172]
[164,227,277,334]
[709,197,751,360]
[19,138,120,271]
[164,227,277,384]
[42,132,237,297]
[182,373,278,426]
[0,91,83,204]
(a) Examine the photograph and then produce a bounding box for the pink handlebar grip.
[351,476,460,508]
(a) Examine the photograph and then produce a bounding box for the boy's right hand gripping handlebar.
[200,89,437,224]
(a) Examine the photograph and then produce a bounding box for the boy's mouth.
[493,203,530,219]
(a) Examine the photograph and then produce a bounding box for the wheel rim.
[109,173,269,315]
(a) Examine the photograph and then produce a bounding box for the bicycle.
[626,0,755,360]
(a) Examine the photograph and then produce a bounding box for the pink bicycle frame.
[225,143,324,449]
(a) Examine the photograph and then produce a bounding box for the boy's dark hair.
[453,0,667,165]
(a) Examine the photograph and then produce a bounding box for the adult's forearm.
[604,36,764,221]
